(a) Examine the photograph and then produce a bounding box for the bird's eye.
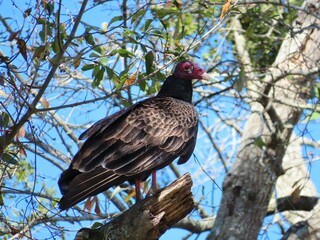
[184,65,193,73]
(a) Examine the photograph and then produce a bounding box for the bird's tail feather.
[58,167,125,210]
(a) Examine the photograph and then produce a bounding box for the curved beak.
[200,72,210,81]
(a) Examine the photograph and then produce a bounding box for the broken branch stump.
[75,173,194,240]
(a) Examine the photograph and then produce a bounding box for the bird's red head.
[173,61,210,81]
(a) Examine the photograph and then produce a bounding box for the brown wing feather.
[58,167,126,210]
[79,108,130,140]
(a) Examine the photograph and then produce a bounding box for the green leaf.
[37,18,47,25]
[89,52,101,58]
[45,2,54,15]
[145,51,154,75]
[144,19,153,32]
[99,57,108,66]
[150,81,162,94]
[93,46,104,54]
[254,136,266,148]
[91,222,103,229]
[314,85,320,98]
[3,153,19,165]
[33,45,47,59]
[155,71,166,81]
[106,66,116,81]
[82,64,95,71]
[0,112,10,128]
[151,5,179,19]
[39,29,47,43]
[84,32,95,46]
[109,49,135,58]
[109,15,123,26]
[176,26,185,40]
[138,78,148,92]
[131,9,146,24]
[120,99,131,108]
[150,29,165,38]
[123,29,137,37]
[96,67,105,81]
[307,112,320,121]
[51,38,60,53]
[92,64,100,78]
[92,67,105,87]
[115,77,126,90]
[235,68,244,92]
[0,192,3,206]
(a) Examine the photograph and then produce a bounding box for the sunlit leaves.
[238,5,294,69]
[151,4,179,19]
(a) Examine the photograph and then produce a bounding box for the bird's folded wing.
[71,97,198,176]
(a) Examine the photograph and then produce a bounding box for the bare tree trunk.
[74,173,194,240]
[208,0,320,239]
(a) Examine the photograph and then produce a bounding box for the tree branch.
[266,196,319,216]
[74,173,194,240]
[1,0,89,154]
[173,195,318,234]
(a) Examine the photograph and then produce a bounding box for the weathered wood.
[75,173,194,240]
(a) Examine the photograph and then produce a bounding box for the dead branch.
[75,173,194,240]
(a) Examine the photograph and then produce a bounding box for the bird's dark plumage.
[58,61,210,210]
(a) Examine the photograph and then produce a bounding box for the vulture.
[58,60,210,210]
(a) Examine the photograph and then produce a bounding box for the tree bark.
[275,134,320,239]
[74,173,194,240]
[208,0,320,239]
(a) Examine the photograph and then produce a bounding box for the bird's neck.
[157,75,193,103]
